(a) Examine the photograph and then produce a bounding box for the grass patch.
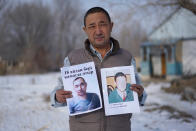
[144,104,194,123]
[162,76,196,102]
[42,94,50,103]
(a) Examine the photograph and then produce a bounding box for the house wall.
[166,42,182,75]
[140,61,150,75]
[143,8,196,78]
[182,40,196,75]
[140,43,183,78]
[166,62,182,75]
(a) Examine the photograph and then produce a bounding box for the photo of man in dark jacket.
[109,72,134,104]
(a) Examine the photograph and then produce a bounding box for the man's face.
[83,12,113,48]
[116,76,127,92]
[73,78,87,96]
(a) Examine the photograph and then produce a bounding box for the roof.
[148,7,180,37]
[149,7,196,41]
[141,39,179,47]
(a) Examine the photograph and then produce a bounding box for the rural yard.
[0,73,196,131]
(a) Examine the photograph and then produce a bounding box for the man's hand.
[131,84,144,97]
[56,89,73,103]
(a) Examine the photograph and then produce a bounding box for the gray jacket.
[50,37,147,131]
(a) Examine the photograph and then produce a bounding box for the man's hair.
[114,72,127,82]
[73,77,86,84]
[84,7,111,26]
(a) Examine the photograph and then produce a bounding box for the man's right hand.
[56,89,73,103]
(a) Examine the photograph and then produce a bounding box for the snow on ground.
[132,82,196,131]
[0,73,196,131]
[0,73,69,131]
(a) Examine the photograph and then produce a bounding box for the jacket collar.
[84,37,120,56]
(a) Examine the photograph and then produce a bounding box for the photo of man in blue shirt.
[69,77,101,114]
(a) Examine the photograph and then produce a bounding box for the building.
[140,8,196,79]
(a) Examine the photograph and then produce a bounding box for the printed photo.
[69,76,101,114]
[101,66,140,116]
[61,62,102,116]
[106,72,134,104]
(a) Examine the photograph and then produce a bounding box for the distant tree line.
[3,0,191,74]
[0,0,84,74]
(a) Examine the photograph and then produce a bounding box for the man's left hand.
[131,84,144,97]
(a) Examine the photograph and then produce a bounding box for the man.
[69,77,100,114]
[51,7,147,131]
[109,72,134,104]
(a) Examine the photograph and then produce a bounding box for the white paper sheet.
[61,62,102,116]
[101,66,140,116]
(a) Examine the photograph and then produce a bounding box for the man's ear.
[83,26,87,34]
[110,22,114,32]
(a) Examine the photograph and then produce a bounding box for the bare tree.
[53,0,84,67]
[0,0,6,11]
[0,0,84,73]
[108,0,196,15]
[143,0,196,15]
[178,0,196,14]
[0,2,54,72]
[0,0,9,56]
[118,20,147,57]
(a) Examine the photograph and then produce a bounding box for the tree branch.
[178,0,196,15]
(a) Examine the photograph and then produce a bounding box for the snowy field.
[0,73,196,131]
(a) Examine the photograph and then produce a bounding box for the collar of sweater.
[84,37,120,56]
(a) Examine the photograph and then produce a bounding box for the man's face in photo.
[116,76,127,92]
[73,78,87,96]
